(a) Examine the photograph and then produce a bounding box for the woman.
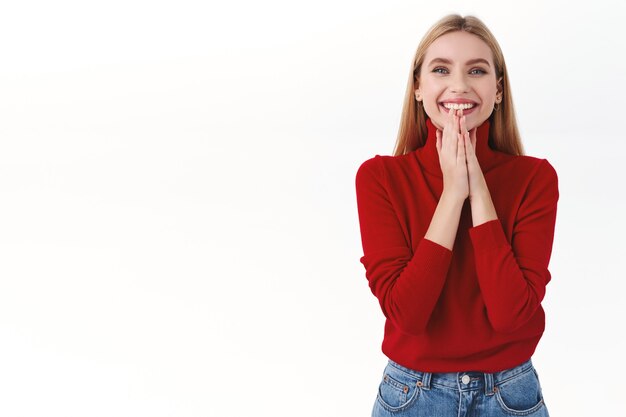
[355,14,557,417]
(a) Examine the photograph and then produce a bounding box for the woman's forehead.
[424,32,493,65]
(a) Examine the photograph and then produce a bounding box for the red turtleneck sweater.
[355,117,559,372]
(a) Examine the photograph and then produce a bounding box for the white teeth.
[442,102,475,110]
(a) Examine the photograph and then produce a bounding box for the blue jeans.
[372,358,549,416]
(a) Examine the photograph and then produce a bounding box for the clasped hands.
[435,107,487,201]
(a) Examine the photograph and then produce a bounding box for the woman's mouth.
[439,102,478,115]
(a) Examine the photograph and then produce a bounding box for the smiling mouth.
[439,102,478,115]
[440,102,476,110]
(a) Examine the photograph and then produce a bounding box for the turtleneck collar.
[415,117,499,178]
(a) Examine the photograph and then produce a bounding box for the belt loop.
[420,371,432,390]
[484,371,495,396]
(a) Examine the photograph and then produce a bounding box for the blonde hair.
[393,14,525,157]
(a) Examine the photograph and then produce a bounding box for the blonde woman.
[355,14,557,417]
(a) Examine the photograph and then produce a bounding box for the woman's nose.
[450,74,470,93]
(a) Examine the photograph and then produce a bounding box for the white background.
[0,1,624,416]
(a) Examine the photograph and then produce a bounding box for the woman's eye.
[432,67,486,75]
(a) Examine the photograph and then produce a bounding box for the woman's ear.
[414,76,422,101]
[495,76,503,102]
[414,87,421,101]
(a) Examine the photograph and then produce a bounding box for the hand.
[458,113,488,200]
[435,107,469,201]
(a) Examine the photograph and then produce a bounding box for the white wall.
[0,1,624,416]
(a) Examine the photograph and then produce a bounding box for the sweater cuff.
[419,237,453,263]
[468,219,509,250]
[414,237,453,275]
[421,236,453,255]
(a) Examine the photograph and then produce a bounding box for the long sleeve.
[468,159,559,333]
[355,156,453,336]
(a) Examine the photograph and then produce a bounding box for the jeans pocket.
[376,363,421,413]
[495,367,545,415]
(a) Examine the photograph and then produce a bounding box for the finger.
[444,107,456,154]
[457,132,465,163]
[460,114,468,138]
[464,129,473,158]
[447,106,455,135]
[470,127,477,150]
[436,129,442,154]
[452,113,460,155]
[461,119,471,153]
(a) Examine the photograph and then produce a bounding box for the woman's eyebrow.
[427,58,491,67]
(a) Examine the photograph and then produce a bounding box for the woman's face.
[416,31,503,131]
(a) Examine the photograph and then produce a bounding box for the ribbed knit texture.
[355,117,559,372]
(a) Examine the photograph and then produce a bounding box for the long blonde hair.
[393,14,525,157]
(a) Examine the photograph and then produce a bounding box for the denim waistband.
[387,358,534,394]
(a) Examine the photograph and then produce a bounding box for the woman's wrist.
[469,189,498,226]
[441,189,467,205]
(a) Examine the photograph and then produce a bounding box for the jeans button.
[461,375,470,384]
